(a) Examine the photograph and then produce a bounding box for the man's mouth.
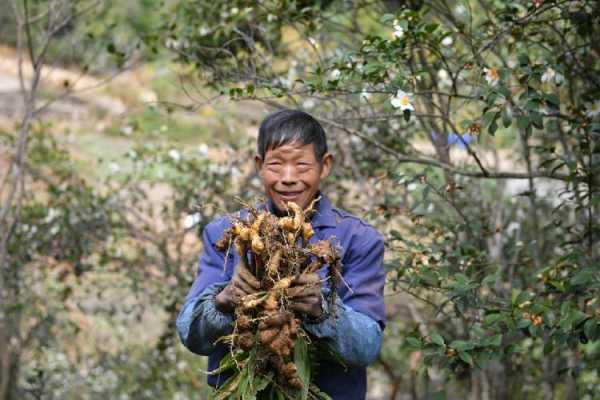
[277,190,304,201]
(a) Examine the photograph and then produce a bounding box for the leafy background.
[0,0,599,399]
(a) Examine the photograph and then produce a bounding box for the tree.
[0,1,139,397]
[159,1,600,398]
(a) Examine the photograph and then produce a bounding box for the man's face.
[255,142,332,212]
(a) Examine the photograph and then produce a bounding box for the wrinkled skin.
[215,263,261,313]
[255,142,333,214]
[287,273,323,318]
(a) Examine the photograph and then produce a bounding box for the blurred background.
[0,1,599,399]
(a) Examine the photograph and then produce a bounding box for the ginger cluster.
[215,199,341,391]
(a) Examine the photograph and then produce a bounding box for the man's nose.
[281,165,298,185]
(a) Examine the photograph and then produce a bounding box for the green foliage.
[156,0,600,397]
[3,0,600,398]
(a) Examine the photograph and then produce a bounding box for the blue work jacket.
[176,195,386,399]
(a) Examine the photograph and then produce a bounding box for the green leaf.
[211,372,243,400]
[530,111,544,129]
[489,120,498,135]
[294,337,311,400]
[450,340,475,351]
[380,13,396,23]
[517,319,531,329]
[570,268,596,286]
[487,334,502,347]
[484,313,503,326]
[458,351,474,366]
[543,93,560,107]
[425,23,439,33]
[584,318,598,341]
[518,52,530,67]
[482,110,497,129]
[420,267,439,286]
[390,230,403,241]
[502,107,512,128]
[406,337,422,348]
[431,332,445,346]
[517,115,530,130]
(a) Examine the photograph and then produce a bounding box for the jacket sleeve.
[176,218,236,355]
[303,296,382,367]
[303,225,385,367]
[176,282,233,355]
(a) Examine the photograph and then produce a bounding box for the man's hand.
[287,273,324,319]
[215,264,261,313]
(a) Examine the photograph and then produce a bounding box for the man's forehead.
[264,142,316,158]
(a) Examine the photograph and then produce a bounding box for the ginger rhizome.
[214,198,341,395]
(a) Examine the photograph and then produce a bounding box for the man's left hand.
[286,273,323,319]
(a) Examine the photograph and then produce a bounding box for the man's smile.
[277,190,304,201]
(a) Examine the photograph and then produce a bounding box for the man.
[176,109,386,399]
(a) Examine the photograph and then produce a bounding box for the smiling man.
[176,109,386,400]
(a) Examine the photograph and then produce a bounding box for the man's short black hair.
[257,109,328,161]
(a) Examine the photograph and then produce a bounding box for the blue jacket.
[176,195,386,399]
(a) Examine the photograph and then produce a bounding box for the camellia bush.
[158,1,600,398]
[1,1,599,399]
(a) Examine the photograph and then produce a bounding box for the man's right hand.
[215,264,261,313]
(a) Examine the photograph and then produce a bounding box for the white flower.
[231,167,242,178]
[120,125,133,136]
[541,67,565,85]
[437,69,452,87]
[45,208,60,223]
[541,67,556,83]
[586,100,600,118]
[302,98,316,109]
[330,68,341,79]
[230,7,239,14]
[392,19,405,39]
[108,162,120,173]
[441,36,453,46]
[198,25,210,35]
[197,143,209,156]
[360,91,371,102]
[569,1,584,12]
[390,89,415,111]
[484,67,500,86]
[183,213,201,229]
[168,149,181,162]
[267,14,276,22]
[139,90,157,103]
[364,125,378,135]
[455,4,467,15]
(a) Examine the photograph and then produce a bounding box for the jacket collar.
[266,192,337,228]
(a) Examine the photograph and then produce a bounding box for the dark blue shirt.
[176,195,386,399]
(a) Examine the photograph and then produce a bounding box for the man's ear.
[319,152,333,179]
[254,155,264,177]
